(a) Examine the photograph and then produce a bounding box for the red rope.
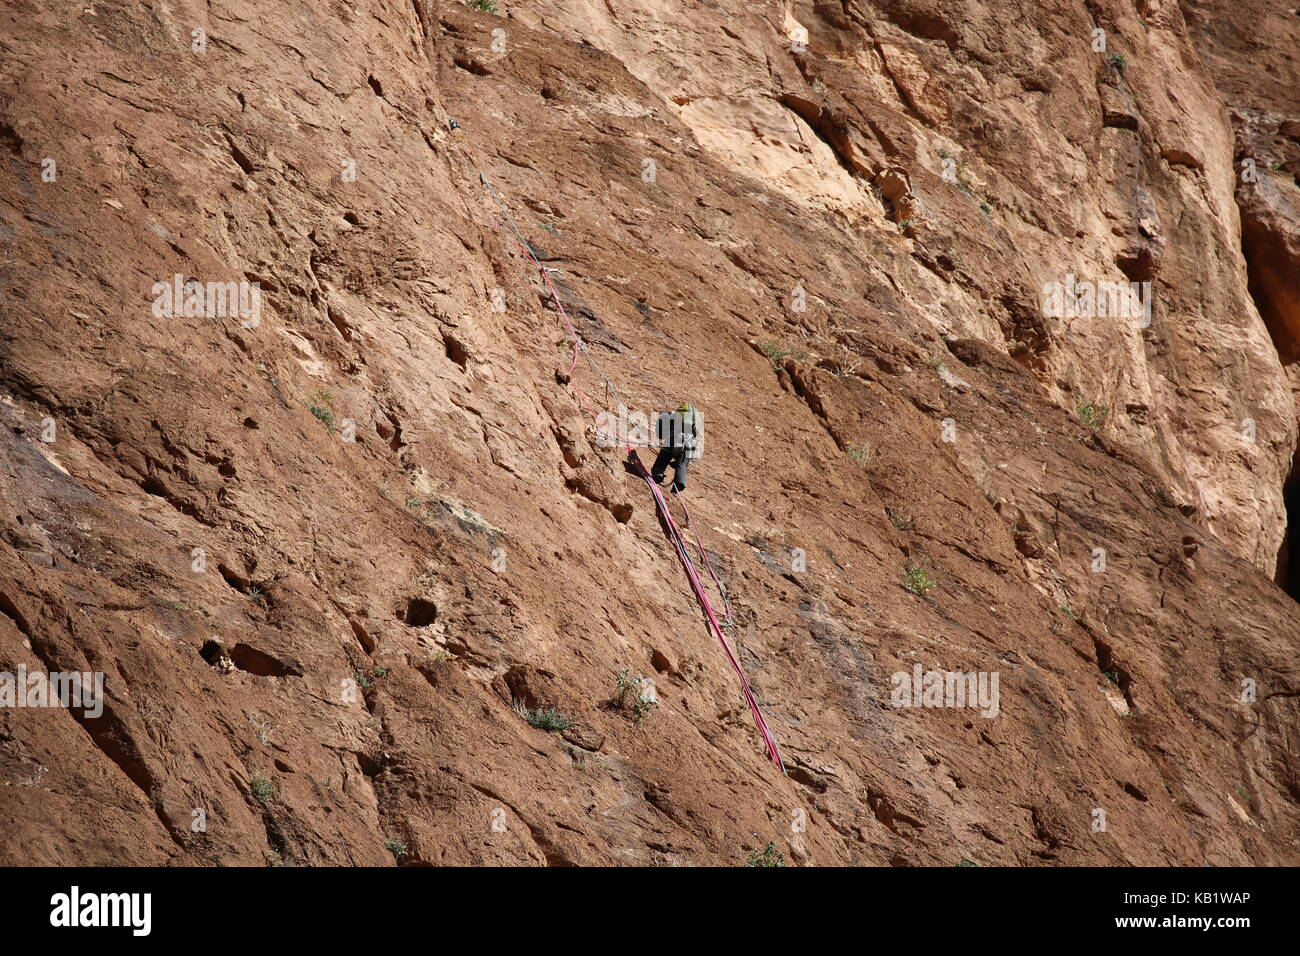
[676,492,735,627]
[629,450,784,770]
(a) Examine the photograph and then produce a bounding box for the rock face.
[0,0,1297,865]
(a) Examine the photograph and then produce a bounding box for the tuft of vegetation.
[161,598,210,618]
[1107,53,1127,74]
[246,586,264,604]
[904,567,937,596]
[520,704,570,732]
[308,390,336,432]
[746,841,786,867]
[758,340,807,367]
[467,0,498,11]
[353,666,385,690]
[250,772,275,804]
[897,218,913,232]
[956,858,978,867]
[887,507,914,531]
[940,154,977,194]
[404,497,434,526]
[845,441,873,468]
[1059,603,1077,620]
[1234,784,1253,805]
[979,201,992,216]
[614,669,657,722]
[829,345,861,377]
[384,838,409,858]
[1078,403,1109,432]
[1103,670,1122,686]
[249,714,272,745]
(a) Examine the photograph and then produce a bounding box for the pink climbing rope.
[675,491,735,627]
[629,450,783,770]
[481,172,784,772]
[481,173,607,420]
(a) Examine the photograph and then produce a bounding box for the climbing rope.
[480,173,624,416]
[674,490,735,627]
[629,451,783,770]
[479,170,784,772]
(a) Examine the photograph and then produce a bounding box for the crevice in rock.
[227,641,301,677]
[1276,449,1300,598]
[23,628,191,855]
[1236,172,1300,596]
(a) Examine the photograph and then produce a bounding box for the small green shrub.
[1107,53,1127,74]
[1078,403,1109,431]
[467,0,498,11]
[250,773,275,804]
[384,838,409,858]
[758,340,806,366]
[523,706,570,732]
[904,567,937,596]
[746,841,786,867]
[308,392,336,431]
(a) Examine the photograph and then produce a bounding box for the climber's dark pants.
[652,446,690,491]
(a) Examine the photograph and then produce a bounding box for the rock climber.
[652,403,702,492]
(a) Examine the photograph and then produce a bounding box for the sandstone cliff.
[0,0,1297,865]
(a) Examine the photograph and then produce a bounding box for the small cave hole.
[405,598,438,627]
